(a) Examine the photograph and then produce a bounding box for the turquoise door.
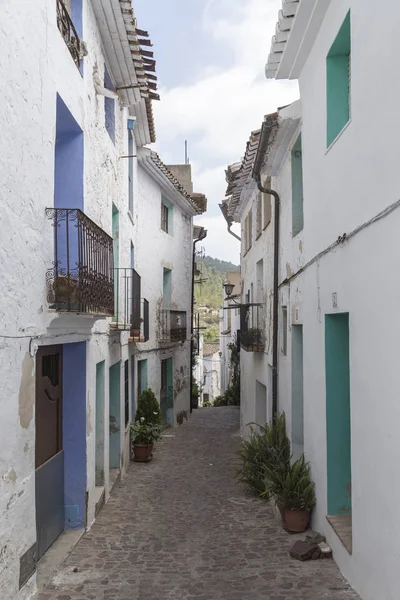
[325,313,351,516]
[161,358,174,426]
[109,362,121,469]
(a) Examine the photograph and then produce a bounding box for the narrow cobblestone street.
[36,407,359,600]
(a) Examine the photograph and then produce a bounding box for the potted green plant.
[135,388,161,424]
[265,454,316,533]
[131,389,162,462]
[130,418,162,462]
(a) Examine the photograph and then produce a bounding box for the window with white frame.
[161,197,173,235]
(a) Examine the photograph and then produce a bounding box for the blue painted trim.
[63,342,87,529]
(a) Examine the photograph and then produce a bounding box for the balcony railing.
[111,268,149,341]
[46,208,114,316]
[159,310,187,342]
[56,0,82,70]
[130,299,150,343]
[239,304,265,352]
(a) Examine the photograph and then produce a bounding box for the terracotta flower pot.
[283,508,310,533]
[132,443,153,462]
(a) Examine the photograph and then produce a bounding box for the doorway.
[35,346,63,559]
[109,362,121,469]
[325,313,352,551]
[161,358,174,426]
[95,361,105,486]
[255,380,267,427]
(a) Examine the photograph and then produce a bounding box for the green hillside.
[194,256,239,341]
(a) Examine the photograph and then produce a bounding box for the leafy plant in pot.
[130,418,162,462]
[264,453,316,533]
[131,388,162,462]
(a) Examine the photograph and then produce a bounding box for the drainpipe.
[227,222,241,241]
[256,178,280,420]
[190,228,207,412]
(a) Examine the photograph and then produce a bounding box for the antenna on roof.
[185,140,189,165]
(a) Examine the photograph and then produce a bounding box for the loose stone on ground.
[36,407,359,600]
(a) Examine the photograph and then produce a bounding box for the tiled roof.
[203,343,220,357]
[221,113,279,222]
[139,151,204,215]
[92,0,159,143]
[149,153,202,213]
[265,0,300,79]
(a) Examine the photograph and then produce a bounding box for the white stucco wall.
[239,185,274,435]
[0,1,138,597]
[203,352,221,402]
[132,162,193,423]
[291,1,400,598]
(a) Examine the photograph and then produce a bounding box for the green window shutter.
[326,11,351,147]
[291,134,304,237]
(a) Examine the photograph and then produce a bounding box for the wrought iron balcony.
[112,268,140,330]
[111,269,149,342]
[159,310,187,342]
[46,208,114,316]
[239,304,265,352]
[130,299,149,343]
[56,0,82,70]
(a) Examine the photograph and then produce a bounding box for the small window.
[104,65,115,144]
[291,134,304,236]
[326,11,351,147]
[248,208,252,250]
[263,193,271,229]
[281,306,288,356]
[256,193,262,238]
[161,203,169,233]
[161,197,173,235]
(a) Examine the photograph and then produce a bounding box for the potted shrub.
[135,388,161,424]
[130,418,162,462]
[267,454,316,533]
[131,388,162,462]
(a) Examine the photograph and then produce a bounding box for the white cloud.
[194,215,240,264]
[153,0,299,258]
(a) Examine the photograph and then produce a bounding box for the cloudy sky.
[135,0,299,264]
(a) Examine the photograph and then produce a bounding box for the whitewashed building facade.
[133,156,205,425]
[220,0,400,597]
[0,1,205,598]
[263,1,400,598]
[219,271,241,396]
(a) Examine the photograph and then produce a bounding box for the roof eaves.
[139,151,201,215]
[252,113,279,182]
[92,0,159,143]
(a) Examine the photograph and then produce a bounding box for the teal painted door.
[161,358,174,426]
[325,313,351,515]
[109,362,121,469]
[95,361,105,485]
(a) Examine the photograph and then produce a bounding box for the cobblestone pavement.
[36,407,359,600]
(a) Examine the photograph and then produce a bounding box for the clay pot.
[283,508,310,533]
[132,443,153,462]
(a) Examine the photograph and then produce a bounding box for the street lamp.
[223,282,235,297]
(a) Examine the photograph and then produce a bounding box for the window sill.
[326,514,352,554]
[127,211,134,225]
[326,119,352,154]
